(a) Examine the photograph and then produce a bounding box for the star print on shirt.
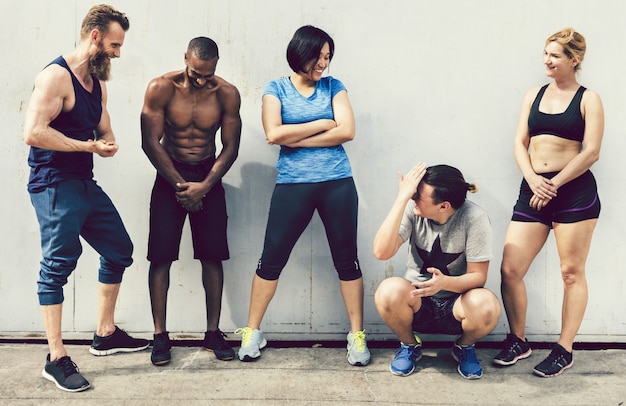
[415,235,462,275]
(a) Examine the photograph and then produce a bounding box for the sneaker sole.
[151,358,171,366]
[533,360,573,377]
[493,349,532,366]
[42,369,91,392]
[347,348,371,366]
[348,358,371,367]
[89,343,150,356]
[457,366,483,380]
[204,348,235,361]
[389,353,422,376]
[451,351,483,379]
[389,364,416,377]
[238,338,267,362]
[151,352,172,366]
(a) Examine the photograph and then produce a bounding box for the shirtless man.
[140,37,242,366]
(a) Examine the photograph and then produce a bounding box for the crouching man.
[373,163,500,379]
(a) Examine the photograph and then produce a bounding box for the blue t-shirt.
[262,76,353,184]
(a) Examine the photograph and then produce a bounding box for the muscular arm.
[140,77,186,188]
[550,90,604,188]
[200,84,242,191]
[93,82,119,157]
[23,65,115,156]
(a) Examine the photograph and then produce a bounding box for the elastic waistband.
[171,156,216,168]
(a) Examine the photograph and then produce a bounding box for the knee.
[464,290,501,326]
[500,259,525,286]
[560,263,585,286]
[482,295,501,326]
[375,277,409,312]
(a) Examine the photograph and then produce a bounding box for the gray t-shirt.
[399,200,492,298]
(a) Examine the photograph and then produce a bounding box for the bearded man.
[23,4,148,392]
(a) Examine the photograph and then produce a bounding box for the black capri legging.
[256,177,362,281]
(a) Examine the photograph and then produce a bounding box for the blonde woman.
[494,28,604,377]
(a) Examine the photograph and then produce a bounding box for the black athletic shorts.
[412,294,463,335]
[147,157,229,263]
[512,170,600,227]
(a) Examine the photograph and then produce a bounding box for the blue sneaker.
[390,337,422,376]
[347,330,370,366]
[452,342,483,379]
[235,327,267,362]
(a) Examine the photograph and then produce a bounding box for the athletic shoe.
[89,326,150,356]
[346,330,370,366]
[203,330,235,361]
[151,332,171,366]
[390,336,423,376]
[452,342,483,379]
[493,333,532,366]
[235,327,267,362]
[533,344,573,377]
[42,354,90,392]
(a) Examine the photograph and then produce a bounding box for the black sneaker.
[533,344,573,377]
[42,354,90,392]
[89,326,150,356]
[203,330,235,361]
[493,333,532,366]
[151,332,172,366]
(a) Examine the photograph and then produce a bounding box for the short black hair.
[422,165,477,209]
[286,25,334,73]
[188,37,219,60]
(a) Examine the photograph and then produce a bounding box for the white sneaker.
[347,330,370,366]
[235,327,267,362]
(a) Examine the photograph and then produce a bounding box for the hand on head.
[398,162,427,201]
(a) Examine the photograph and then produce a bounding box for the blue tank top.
[27,56,102,192]
[528,84,586,142]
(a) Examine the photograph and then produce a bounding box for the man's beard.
[89,49,111,81]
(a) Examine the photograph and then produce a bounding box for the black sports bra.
[528,84,586,142]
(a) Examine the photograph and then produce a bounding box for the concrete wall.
[2,0,625,342]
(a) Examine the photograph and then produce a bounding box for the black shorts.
[147,158,229,263]
[412,294,463,335]
[512,170,600,227]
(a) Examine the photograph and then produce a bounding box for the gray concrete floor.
[0,342,624,405]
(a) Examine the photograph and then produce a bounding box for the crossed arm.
[262,89,355,148]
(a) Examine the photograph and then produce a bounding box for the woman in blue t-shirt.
[235,25,369,366]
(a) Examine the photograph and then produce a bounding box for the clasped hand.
[410,267,446,298]
[527,174,558,211]
[175,182,207,212]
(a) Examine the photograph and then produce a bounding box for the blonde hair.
[546,27,586,71]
